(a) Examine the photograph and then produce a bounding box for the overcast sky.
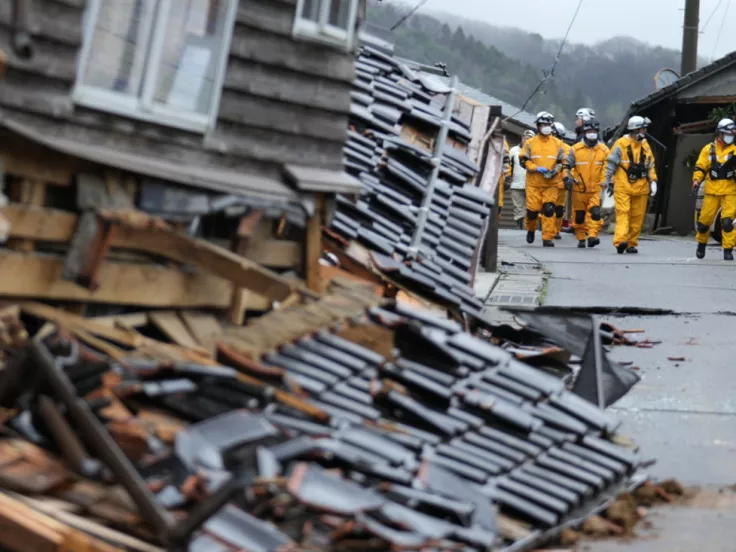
[425,0,736,61]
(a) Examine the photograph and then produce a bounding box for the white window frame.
[293,0,359,51]
[73,0,237,134]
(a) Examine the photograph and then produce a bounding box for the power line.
[503,0,585,123]
[712,0,731,58]
[390,0,433,31]
[701,0,723,33]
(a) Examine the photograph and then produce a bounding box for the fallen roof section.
[0,293,646,551]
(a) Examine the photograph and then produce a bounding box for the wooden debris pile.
[0,293,648,551]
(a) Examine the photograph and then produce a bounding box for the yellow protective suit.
[520,134,566,241]
[566,140,610,240]
[605,135,657,248]
[497,139,511,208]
[693,140,736,249]
[553,143,572,234]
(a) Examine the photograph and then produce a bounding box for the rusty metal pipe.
[27,342,174,542]
[37,395,103,479]
[11,0,33,59]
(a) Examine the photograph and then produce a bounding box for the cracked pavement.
[498,229,736,550]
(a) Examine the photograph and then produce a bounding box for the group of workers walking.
[505,108,657,254]
[504,108,736,259]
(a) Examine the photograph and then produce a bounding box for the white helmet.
[523,129,536,138]
[627,115,647,131]
[552,122,566,137]
[576,107,595,121]
[535,111,554,125]
[717,118,736,134]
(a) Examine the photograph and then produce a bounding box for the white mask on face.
[585,132,598,142]
[724,134,735,145]
[540,126,552,136]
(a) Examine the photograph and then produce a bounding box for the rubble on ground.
[0,282,649,551]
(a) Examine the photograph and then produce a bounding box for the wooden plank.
[179,311,223,348]
[20,302,144,348]
[0,251,233,308]
[147,312,199,349]
[224,57,351,115]
[214,113,346,166]
[0,204,78,241]
[244,239,302,268]
[1,205,315,302]
[7,180,46,252]
[229,24,355,83]
[101,211,318,302]
[0,133,84,186]
[305,194,325,292]
[89,313,149,329]
[228,288,251,325]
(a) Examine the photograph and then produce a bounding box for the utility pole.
[681,0,700,75]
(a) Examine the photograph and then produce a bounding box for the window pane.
[151,0,230,115]
[82,0,153,95]
[300,0,320,22]
[328,0,351,30]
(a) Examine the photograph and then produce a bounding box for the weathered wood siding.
[0,0,353,184]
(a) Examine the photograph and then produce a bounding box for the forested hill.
[367,1,684,127]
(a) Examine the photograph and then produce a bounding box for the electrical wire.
[390,0,433,31]
[701,0,723,32]
[712,0,731,58]
[503,0,585,123]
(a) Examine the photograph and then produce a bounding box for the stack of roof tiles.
[0,297,644,551]
[333,39,490,316]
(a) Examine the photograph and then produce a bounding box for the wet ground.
[498,229,736,549]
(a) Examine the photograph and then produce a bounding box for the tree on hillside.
[367,0,689,127]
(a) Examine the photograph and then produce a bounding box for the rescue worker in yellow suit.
[564,118,609,248]
[519,112,566,247]
[497,139,512,214]
[692,118,736,261]
[551,122,572,239]
[604,115,657,254]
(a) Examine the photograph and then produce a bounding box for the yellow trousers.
[697,194,736,249]
[572,191,603,240]
[613,190,648,248]
[525,186,558,241]
[555,188,567,234]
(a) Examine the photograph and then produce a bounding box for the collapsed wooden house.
[0,0,366,320]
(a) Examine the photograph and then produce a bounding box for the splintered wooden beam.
[99,210,318,302]
[0,205,318,303]
[0,251,233,309]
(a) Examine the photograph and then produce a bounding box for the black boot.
[578,240,586,248]
[543,240,555,247]
[554,233,562,240]
[696,243,706,259]
[616,241,628,254]
[725,249,734,261]
[587,237,600,248]
[626,246,639,254]
[526,231,535,244]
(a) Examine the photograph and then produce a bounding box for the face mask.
[540,126,552,136]
[724,134,735,145]
[585,132,598,142]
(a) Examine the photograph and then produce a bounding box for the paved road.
[498,229,736,549]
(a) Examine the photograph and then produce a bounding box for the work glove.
[536,167,549,175]
[563,176,574,191]
[691,181,700,195]
[650,181,658,197]
[604,182,614,197]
